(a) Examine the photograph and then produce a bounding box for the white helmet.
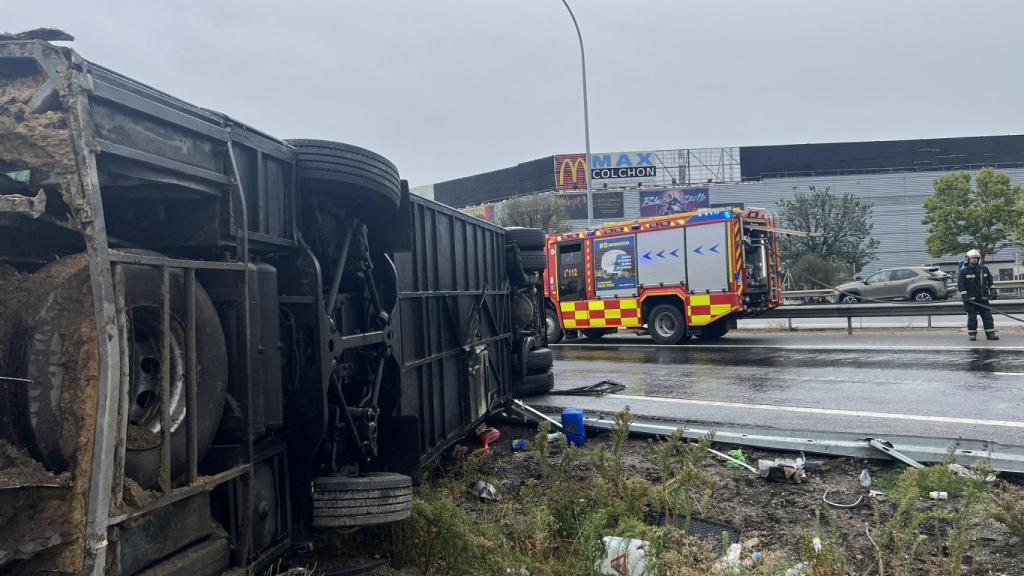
[967,249,981,259]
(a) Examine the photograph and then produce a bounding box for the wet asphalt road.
[536,331,1024,445]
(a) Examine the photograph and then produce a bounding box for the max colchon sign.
[554,152,659,191]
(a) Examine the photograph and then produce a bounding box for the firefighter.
[957,249,997,341]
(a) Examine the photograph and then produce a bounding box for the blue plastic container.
[561,407,586,446]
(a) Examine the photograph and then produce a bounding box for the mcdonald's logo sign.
[554,153,587,191]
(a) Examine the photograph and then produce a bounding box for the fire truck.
[543,207,784,344]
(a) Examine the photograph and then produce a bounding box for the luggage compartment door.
[637,227,686,288]
[685,222,729,292]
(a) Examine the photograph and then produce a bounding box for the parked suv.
[834,267,951,303]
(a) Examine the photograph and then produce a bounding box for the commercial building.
[414,135,1024,274]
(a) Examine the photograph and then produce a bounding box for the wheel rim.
[546,314,558,340]
[654,312,677,338]
[915,292,933,301]
[841,295,857,303]
[128,306,186,438]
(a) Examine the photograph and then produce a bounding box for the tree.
[495,193,567,234]
[776,185,880,273]
[922,168,1024,260]
[786,253,851,290]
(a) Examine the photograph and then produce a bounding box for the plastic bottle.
[510,439,527,451]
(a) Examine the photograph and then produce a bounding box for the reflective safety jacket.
[957,262,993,301]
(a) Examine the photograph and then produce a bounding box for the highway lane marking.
[993,372,1024,376]
[606,394,1024,429]
[552,343,1024,352]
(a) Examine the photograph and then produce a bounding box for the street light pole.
[559,0,593,227]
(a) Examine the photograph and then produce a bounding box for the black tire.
[512,370,555,398]
[0,254,228,489]
[504,227,546,251]
[839,293,861,304]
[288,139,401,210]
[648,304,687,345]
[526,348,553,371]
[518,250,547,274]
[312,472,413,528]
[911,289,935,302]
[545,307,564,344]
[696,319,729,341]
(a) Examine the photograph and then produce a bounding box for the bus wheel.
[649,304,687,345]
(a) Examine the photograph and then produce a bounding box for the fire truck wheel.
[518,250,547,273]
[504,227,546,251]
[545,307,564,344]
[648,304,687,345]
[512,370,555,398]
[696,319,729,341]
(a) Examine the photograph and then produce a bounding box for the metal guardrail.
[766,299,1024,319]
[762,299,1024,334]
[782,280,1024,304]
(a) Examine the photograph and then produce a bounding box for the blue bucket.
[561,407,586,446]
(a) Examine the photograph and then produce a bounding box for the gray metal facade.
[561,168,1024,274]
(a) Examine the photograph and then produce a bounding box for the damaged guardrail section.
[576,415,1024,473]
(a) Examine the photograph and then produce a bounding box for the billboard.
[589,151,657,182]
[593,235,638,297]
[555,154,587,191]
[593,191,624,219]
[559,193,589,219]
[639,187,710,217]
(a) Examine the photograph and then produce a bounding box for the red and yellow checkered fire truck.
[543,207,784,344]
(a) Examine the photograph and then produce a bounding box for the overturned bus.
[0,34,550,575]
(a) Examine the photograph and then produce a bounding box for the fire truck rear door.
[685,222,729,292]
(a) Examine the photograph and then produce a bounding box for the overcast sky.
[8,1,1024,186]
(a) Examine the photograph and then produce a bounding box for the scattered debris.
[811,537,822,554]
[868,489,887,501]
[948,463,996,482]
[822,488,863,508]
[553,379,626,396]
[784,562,809,576]
[928,491,949,501]
[758,454,807,483]
[470,480,499,501]
[510,439,528,451]
[597,537,650,576]
[560,407,586,446]
[725,449,749,470]
[475,424,501,456]
[713,543,742,573]
[652,512,741,545]
[868,438,923,468]
[859,468,872,487]
[709,448,758,474]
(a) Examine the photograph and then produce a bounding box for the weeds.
[368,417,1010,576]
[989,484,1024,542]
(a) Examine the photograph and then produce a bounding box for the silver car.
[835,266,951,303]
